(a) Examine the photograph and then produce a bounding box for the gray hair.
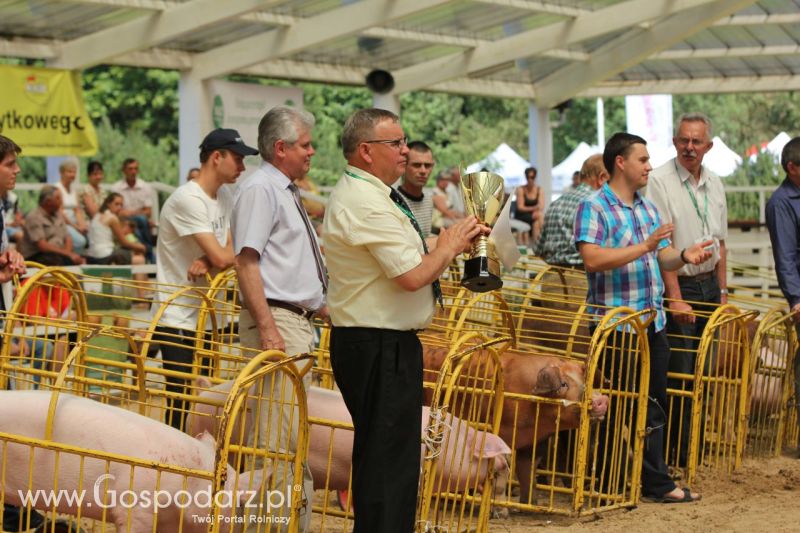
[341,108,399,158]
[38,184,59,205]
[676,112,713,140]
[781,136,800,173]
[257,105,315,161]
[59,156,78,173]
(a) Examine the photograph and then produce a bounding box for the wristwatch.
[680,248,688,263]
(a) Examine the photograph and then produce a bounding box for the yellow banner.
[0,65,98,156]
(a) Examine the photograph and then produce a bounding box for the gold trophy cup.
[460,171,507,292]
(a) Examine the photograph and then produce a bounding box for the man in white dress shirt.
[233,106,326,532]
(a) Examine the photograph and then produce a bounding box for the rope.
[422,406,450,460]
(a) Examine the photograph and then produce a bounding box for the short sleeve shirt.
[112,178,154,214]
[231,162,325,312]
[575,183,669,331]
[323,165,433,330]
[154,181,232,329]
[647,158,727,276]
[19,206,69,259]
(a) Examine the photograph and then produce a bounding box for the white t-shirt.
[154,181,232,329]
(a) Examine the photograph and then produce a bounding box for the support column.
[596,97,605,148]
[528,102,553,206]
[372,93,400,115]
[179,72,212,185]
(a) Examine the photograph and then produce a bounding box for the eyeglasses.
[675,137,708,147]
[364,137,408,149]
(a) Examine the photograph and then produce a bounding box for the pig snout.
[590,392,609,420]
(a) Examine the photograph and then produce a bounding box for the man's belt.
[267,299,315,319]
[678,271,715,282]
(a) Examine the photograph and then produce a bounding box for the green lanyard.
[344,169,419,224]
[677,163,709,233]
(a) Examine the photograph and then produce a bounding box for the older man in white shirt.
[232,105,326,533]
[646,112,728,468]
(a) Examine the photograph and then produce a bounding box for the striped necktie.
[288,183,328,293]
[390,188,443,308]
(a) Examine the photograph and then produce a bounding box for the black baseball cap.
[199,128,259,156]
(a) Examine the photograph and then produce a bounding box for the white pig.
[0,391,259,533]
[187,381,511,494]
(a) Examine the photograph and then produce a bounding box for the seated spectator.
[87,193,146,266]
[54,158,88,254]
[1,189,23,244]
[431,172,463,233]
[186,167,200,181]
[88,192,148,301]
[80,160,106,220]
[18,185,85,266]
[111,158,155,261]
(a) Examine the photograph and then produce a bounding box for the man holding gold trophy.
[323,108,488,532]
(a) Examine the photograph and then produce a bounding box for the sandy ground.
[493,452,800,533]
[311,451,800,532]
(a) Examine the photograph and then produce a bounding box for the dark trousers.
[330,327,423,533]
[152,326,197,431]
[596,324,676,498]
[665,276,720,466]
[27,252,78,267]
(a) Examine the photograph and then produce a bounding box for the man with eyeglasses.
[397,140,435,238]
[323,108,484,533]
[645,112,729,468]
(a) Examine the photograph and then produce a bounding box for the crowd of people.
[1,156,157,269]
[1,105,799,532]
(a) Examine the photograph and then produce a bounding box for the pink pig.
[187,381,511,495]
[0,391,259,533]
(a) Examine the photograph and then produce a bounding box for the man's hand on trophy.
[439,216,487,256]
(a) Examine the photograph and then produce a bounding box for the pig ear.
[532,366,562,396]
[471,432,512,459]
[195,377,212,389]
[196,431,216,449]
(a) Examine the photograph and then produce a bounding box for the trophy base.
[461,256,503,293]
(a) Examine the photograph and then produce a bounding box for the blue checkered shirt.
[574,183,669,332]
[536,183,595,266]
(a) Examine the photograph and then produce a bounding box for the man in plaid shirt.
[575,132,711,503]
[536,154,607,268]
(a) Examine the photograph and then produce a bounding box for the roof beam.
[470,0,589,17]
[244,58,539,99]
[391,0,720,94]
[191,0,451,80]
[362,27,588,61]
[714,12,800,26]
[656,44,800,60]
[50,0,280,70]
[582,75,800,96]
[534,0,758,108]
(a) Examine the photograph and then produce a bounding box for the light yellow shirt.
[323,165,434,330]
[647,158,728,276]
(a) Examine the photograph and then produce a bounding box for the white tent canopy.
[766,132,792,159]
[552,142,602,193]
[650,136,742,177]
[466,143,530,190]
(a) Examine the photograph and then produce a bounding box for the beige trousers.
[239,307,314,533]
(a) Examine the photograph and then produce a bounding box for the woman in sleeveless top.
[514,166,544,246]
[87,193,149,300]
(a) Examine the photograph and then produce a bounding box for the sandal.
[644,487,701,504]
